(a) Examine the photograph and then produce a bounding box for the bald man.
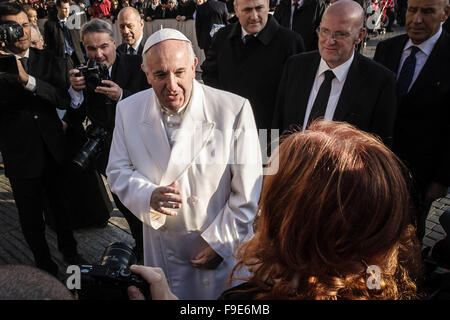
[117,7,146,55]
[273,0,397,146]
[374,0,450,242]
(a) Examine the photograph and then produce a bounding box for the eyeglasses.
[316,27,352,40]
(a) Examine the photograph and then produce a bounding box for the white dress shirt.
[397,26,442,93]
[9,48,36,92]
[127,34,143,54]
[302,52,355,129]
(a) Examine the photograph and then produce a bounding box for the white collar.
[241,27,258,40]
[318,51,354,82]
[57,16,67,24]
[129,34,143,51]
[404,26,442,56]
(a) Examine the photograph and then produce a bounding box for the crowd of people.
[0,0,449,301]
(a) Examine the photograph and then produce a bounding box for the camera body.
[76,59,111,92]
[73,60,112,169]
[0,21,23,46]
[76,242,150,300]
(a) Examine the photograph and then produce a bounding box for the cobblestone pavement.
[0,25,448,285]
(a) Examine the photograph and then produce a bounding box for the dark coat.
[273,0,325,51]
[43,16,85,67]
[374,32,450,188]
[0,48,71,179]
[201,15,305,130]
[195,0,229,50]
[273,51,398,146]
[177,0,196,19]
[64,52,149,174]
[163,6,179,19]
[144,4,164,20]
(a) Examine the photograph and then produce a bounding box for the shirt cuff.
[68,85,84,109]
[24,75,36,92]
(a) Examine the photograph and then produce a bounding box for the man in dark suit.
[195,0,229,56]
[273,0,397,146]
[65,18,150,260]
[44,0,85,68]
[116,7,146,55]
[0,2,79,276]
[201,0,305,132]
[274,0,325,51]
[374,0,450,242]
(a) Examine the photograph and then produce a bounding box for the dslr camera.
[0,22,23,76]
[75,59,111,92]
[75,242,150,300]
[73,60,112,169]
[0,21,23,46]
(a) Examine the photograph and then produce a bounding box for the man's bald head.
[318,0,366,68]
[324,0,365,29]
[118,6,144,46]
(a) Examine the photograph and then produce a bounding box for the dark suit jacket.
[116,36,146,55]
[274,0,325,51]
[0,48,71,179]
[374,32,450,189]
[201,15,305,130]
[273,51,398,146]
[64,53,150,173]
[43,17,85,67]
[195,0,228,50]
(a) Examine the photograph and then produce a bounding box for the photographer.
[0,2,80,276]
[65,18,149,260]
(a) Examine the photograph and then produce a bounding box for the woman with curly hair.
[127,120,423,300]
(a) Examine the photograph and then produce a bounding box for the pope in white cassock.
[106,28,263,300]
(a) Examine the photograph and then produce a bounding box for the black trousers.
[8,151,77,276]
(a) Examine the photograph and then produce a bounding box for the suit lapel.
[389,35,409,73]
[297,53,320,123]
[407,33,449,97]
[139,91,171,177]
[334,54,365,121]
[160,81,215,186]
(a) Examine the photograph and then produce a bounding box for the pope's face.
[143,40,197,112]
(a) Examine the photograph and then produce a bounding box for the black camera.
[73,124,108,169]
[76,59,111,92]
[0,21,23,46]
[75,242,150,300]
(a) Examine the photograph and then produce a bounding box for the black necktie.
[308,70,335,125]
[294,1,299,11]
[397,46,420,101]
[19,57,28,73]
[128,46,136,55]
[243,34,255,45]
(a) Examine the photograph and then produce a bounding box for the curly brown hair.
[230,121,422,300]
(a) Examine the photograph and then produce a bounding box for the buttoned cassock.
[106,80,263,300]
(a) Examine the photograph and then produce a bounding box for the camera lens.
[101,242,137,270]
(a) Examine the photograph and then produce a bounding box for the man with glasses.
[272,0,397,146]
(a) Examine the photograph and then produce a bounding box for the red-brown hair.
[230,121,422,300]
